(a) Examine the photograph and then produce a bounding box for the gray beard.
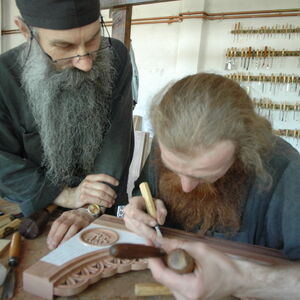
[20,39,116,186]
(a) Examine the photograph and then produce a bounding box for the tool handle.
[139,182,157,218]
[45,204,57,214]
[109,243,166,259]
[109,243,195,274]
[135,282,171,296]
[8,232,21,266]
[166,248,195,274]
[0,219,21,239]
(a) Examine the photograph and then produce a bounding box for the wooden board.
[99,215,288,265]
[23,217,148,299]
[111,6,132,49]
[23,215,289,300]
[127,130,150,196]
[101,0,178,9]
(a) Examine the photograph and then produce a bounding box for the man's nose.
[179,176,200,193]
[72,55,93,72]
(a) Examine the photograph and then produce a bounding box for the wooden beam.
[111,6,132,49]
[101,0,178,9]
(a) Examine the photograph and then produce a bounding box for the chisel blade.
[0,267,15,300]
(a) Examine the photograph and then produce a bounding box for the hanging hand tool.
[139,182,163,237]
[262,46,267,68]
[0,232,22,300]
[246,47,252,70]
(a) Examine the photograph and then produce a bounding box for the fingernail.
[48,243,54,250]
[150,221,156,227]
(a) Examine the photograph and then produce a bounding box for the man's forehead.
[37,20,101,42]
[159,140,236,173]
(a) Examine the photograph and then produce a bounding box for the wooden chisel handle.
[139,182,163,237]
[166,248,195,274]
[109,243,166,259]
[8,232,21,266]
[139,182,157,218]
[109,243,195,274]
[135,282,172,296]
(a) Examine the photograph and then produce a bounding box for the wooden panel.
[111,6,132,49]
[100,215,289,265]
[101,0,178,9]
[127,130,149,196]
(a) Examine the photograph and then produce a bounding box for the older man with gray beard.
[0,0,134,249]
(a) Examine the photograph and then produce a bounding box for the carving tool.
[262,46,267,68]
[109,243,195,274]
[139,182,163,237]
[0,219,21,239]
[0,264,7,286]
[0,215,13,229]
[0,240,10,257]
[246,47,252,70]
[135,282,171,296]
[0,232,22,300]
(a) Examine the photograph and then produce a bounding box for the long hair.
[150,73,274,187]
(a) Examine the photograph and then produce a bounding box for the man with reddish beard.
[0,0,133,249]
[124,73,300,299]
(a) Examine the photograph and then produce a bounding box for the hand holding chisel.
[110,243,195,297]
[109,243,195,274]
[139,182,163,237]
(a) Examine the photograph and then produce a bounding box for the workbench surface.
[0,199,238,300]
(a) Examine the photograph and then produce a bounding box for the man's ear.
[14,17,31,40]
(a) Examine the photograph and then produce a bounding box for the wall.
[1,0,299,151]
[1,0,23,52]
[128,0,300,152]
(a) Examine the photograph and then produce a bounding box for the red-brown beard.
[157,157,249,235]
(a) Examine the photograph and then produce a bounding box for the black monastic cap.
[16,0,100,30]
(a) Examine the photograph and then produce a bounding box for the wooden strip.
[111,6,132,49]
[0,215,12,228]
[101,0,178,9]
[135,282,172,296]
[0,219,21,238]
[98,215,288,264]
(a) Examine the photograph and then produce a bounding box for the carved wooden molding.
[23,226,148,299]
[23,215,289,299]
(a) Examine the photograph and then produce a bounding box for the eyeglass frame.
[22,15,112,67]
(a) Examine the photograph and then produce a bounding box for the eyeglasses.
[24,17,112,68]
[34,35,111,67]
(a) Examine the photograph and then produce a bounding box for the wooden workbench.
[2,198,280,300]
[0,199,177,299]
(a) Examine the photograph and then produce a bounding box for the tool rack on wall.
[225,21,300,152]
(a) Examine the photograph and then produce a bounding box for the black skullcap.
[16,0,100,30]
